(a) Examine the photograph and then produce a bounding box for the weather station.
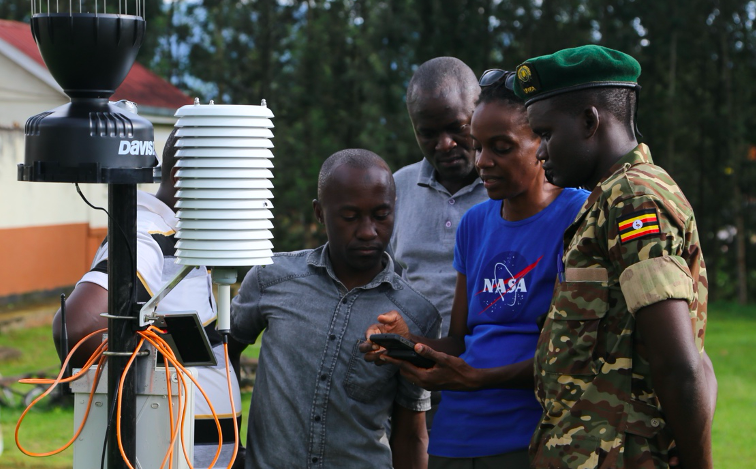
[13,1,276,468]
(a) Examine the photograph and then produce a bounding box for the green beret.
[512,45,641,106]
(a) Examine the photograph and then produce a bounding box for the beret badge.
[516,64,537,95]
[517,65,532,82]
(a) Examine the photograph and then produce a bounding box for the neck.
[437,170,477,196]
[332,261,385,292]
[501,177,562,222]
[584,134,639,190]
[155,185,177,213]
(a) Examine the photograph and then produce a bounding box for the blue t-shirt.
[428,188,589,458]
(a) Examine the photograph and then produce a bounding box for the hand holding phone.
[368,333,435,368]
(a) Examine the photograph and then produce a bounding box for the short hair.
[550,87,636,132]
[160,127,179,185]
[317,149,394,200]
[477,81,529,126]
[406,57,479,108]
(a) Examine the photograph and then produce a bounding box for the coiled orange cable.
[15,324,238,469]
[15,328,108,457]
[138,326,227,468]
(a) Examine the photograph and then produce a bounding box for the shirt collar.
[567,144,653,234]
[137,190,178,231]
[416,158,483,196]
[306,244,401,290]
[416,158,437,187]
[599,143,653,188]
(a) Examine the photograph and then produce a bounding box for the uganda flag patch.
[618,209,660,244]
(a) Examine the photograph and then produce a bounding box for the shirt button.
[341,297,348,304]
[329,334,336,340]
[314,415,321,422]
[449,198,455,205]
[320,374,327,381]
[445,220,452,228]
[312,457,318,463]
[651,418,660,427]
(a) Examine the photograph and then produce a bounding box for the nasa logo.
[474,252,542,317]
[482,278,527,294]
[118,140,155,156]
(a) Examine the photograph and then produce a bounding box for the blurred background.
[1,0,756,304]
[0,2,754,468]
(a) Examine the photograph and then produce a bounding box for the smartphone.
[369,333,435,368]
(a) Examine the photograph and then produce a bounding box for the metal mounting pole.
[107,184,138,469]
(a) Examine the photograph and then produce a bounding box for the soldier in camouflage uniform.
[512,45,716,469]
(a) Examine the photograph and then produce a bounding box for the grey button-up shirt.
[231,245,441,469]
[391,159,488,335]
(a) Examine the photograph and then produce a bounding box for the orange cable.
[139,327,228,469]
[141,327,222,468]
[16,324,228,469]
[175,366,194,469]
[139,329,187,469]
[155,340,193,469]
[159,355,175,469]
[15,352,106,456]
[15,328,108,456]
[19,339,109,385]
[140,326,214,469]
[140,326,223,469]
[115,336,146,469]
[147,336,192,469]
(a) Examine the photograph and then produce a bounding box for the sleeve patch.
[618,208,660,244]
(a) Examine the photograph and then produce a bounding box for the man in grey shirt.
[392,57,488,336]
[231,149,440,469]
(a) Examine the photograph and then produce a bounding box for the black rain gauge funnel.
[17,2,152,468]
[18,1,156,183]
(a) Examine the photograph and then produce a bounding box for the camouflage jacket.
[530,144,708,468]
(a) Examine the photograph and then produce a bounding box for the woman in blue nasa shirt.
[363,70,588,468]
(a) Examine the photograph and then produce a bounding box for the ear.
[582,106,600,139]
[312,199,324,224]
[170,165,180,187]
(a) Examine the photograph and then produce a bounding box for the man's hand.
[636,299,713,469]
[370,310,412,338]
[359,310,412,363]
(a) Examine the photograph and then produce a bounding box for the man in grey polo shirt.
[393,57,488,336]
[231,149,440,469]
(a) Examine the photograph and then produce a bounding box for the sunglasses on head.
[479,69,516,90]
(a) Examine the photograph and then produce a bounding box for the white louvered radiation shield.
[173,100,275,267]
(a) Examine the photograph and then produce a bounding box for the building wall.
[0,34,183,301]
[0,124,173,301]
[0,52,67,128]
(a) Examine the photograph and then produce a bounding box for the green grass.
[0,325,61,378]
[1,325,74,468]
[1,406,74,469]
[705,303,756,468]
[1,304,754,468]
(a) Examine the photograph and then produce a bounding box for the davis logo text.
[118,140,155,156]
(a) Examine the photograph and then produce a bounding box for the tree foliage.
[4,0,756,301]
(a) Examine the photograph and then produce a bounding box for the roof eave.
[137,105,179,125]
[0,36,64,95]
